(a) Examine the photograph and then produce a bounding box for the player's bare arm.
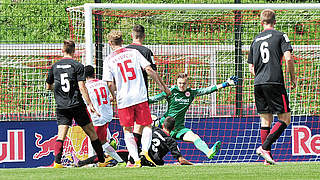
[284,51,296,89]
[249,64,255,76]
[78,81,100,116]
[156,72,170,94]
[145,65,171,96]
[107,81,116,100]
[46,83,53,90]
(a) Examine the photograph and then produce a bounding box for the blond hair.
[260,9,276,25]
[107,30,123,46]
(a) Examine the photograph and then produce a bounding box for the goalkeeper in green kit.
[149,73,238,159]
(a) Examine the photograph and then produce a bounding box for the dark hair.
[163,116,175,132]
[177,73,188,79]
[132,24,145,39]
[85,65,95,78]
[63,40,75,55]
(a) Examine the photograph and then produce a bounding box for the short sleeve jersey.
[126,43,157,90]
[247,29,293,85]
[46,58,85,109]
[102,47,150,109]
[85,79,113,126]
[148,126,182,165]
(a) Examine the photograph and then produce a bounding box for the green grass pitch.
[1,162,320,180]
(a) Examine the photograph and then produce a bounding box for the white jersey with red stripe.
[102,47,150,109]
[85,79,113,126]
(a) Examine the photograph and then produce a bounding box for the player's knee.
[278,112,291,125]
[123,126,133,133]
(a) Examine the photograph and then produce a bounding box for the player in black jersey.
[126,24,170,156]
[116,116,193,166]
[46,40,105,168]
[126,24,158,93]
[147,116,192,165]
[247,9,296,165]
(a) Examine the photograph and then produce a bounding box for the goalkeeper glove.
[222,76,238,88]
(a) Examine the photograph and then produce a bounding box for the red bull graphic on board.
[0,130,25,163]
[33,133,57,159]
[292,125,320,155]
[33,126,89,165]
[111,131,119,145]
[1,118,319,168]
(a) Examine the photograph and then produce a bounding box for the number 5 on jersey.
[60,73,70,92]
[117,59,136,83]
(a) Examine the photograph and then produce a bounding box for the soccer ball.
[151,114,160,127]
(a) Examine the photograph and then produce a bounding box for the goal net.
[65,4,320,163]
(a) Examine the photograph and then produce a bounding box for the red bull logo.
[292,125,320,155]
[0,130,25,163]
[111,131,119,145]
[33,133,57,159]
[33,126,89,162]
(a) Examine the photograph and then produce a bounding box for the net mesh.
[0,5,317,164]
[66,6,320,163]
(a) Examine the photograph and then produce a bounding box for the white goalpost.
[72,3,320,65]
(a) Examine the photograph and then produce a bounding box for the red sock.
[260,127,270,144]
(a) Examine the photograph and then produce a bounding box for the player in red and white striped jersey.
[103,30,171,167]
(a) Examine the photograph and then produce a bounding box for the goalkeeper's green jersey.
[149,85,218,132]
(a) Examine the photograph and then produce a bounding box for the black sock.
[133,133,142,148]
[262,121,287,150]
[54,140,64,164]
[91,139,105,163]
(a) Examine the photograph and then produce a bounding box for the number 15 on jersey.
[117,59,137,83]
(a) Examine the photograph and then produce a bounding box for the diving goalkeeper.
[149,73,238,159]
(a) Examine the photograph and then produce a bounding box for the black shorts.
[56,105,91,127]
[254,84,290,114]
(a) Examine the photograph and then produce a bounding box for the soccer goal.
[66,3,320,163]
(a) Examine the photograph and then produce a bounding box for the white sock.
[124,132,139,162]
[102,142,123,162]
[141,126,152,152]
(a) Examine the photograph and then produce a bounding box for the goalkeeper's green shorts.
[170,127,191,140]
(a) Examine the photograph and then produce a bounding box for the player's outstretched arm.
[148,92,167,104]
[145,65,171,96]
[195,76,238,96]
[145,66,171,96]
[219,76,238,89]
